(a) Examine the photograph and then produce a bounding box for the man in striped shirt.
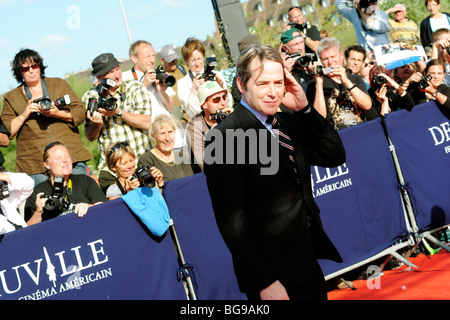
[82,53,152,192]
[385,4,420,45]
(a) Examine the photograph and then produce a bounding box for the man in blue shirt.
[335,0,390,53]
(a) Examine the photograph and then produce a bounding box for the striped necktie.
[266,115,299,178]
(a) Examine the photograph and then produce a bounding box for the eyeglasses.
[108,141,129,159]
[209,94,227,104]
[20,63,39,73]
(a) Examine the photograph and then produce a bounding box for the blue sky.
[0,0,235,94]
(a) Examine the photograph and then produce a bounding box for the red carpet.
[328,250,450,300]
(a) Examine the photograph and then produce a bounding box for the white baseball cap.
[197,81,228,106]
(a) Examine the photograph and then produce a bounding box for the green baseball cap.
[281,28,303,44]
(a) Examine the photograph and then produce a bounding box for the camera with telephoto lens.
[87,78,118,116]
[419,75,433,89]
[200,57,218,81]
[54,94,71,108]
[155,65,176,87]
[44,176,69,211]
[34,96,53,111]
[372,74,387,87]
[288,22,311,32]
[288,52,318,68]
[132,165,155,188]
[0,180,9,200]
[209,110,228,123]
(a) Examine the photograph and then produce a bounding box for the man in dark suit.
[203,44,346,300]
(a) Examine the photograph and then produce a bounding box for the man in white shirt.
[123,40,185,149]
[0,172,34,234]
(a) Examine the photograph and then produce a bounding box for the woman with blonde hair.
[105,141,164,200]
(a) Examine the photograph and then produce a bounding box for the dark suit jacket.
[203,103,346,294]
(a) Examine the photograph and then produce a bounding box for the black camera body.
[289,52,318,68]
[200,57,218,81]
[132,165,155,188]
[44,176,68,211]
[0,180,9,201]
[419,75,433,89]
[359,0,377,8]
[34,96,53,111]
[155,65,176,87]
[288,22,311,32]
[209,110,228,123]
[372,74,386,87]
[88,78,118,115]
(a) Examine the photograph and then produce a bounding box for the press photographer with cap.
[82,52,152,192]
[159,44,189,113]
[186,81,233,171]
[281,28,315,94]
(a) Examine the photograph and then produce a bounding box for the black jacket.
[203,103,345,294]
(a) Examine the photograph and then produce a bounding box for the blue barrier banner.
[384,102,450,232]
[316,119,409,276]
[163,173,247,300]
[0,199,186,300]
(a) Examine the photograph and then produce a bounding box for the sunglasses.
[209,94,227,104]
[108,141,129,159]
[20,63,39,73]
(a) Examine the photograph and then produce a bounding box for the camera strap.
[131,67,146,83]
[23,78,50,100]
[0,207,23,230]
[115,177,128,196]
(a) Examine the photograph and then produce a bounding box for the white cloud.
[37,34,69,48]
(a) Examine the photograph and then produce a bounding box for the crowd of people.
[0,0,448,299]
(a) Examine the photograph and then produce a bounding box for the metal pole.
[210,0,234,67]
[169,219,198,300]
[119,0,133,45]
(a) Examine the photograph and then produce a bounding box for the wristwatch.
[432,90,439,100]
[117,108,124,117]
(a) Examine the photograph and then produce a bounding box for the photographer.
[1,49,93,185]
[282,6,321,53]
[306,37,372,130]
[25,142,106,225]
[82,52,152,192]
[105,141,164,200]
[430,28,450,85]
[415,59,450,117]
[123,40,176,119]
[281,28,316,94]
[186,81,232,171]
[177,37,232,119]
[367,65,415,117]
[0,172,34,234]
[335,0,390,53]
